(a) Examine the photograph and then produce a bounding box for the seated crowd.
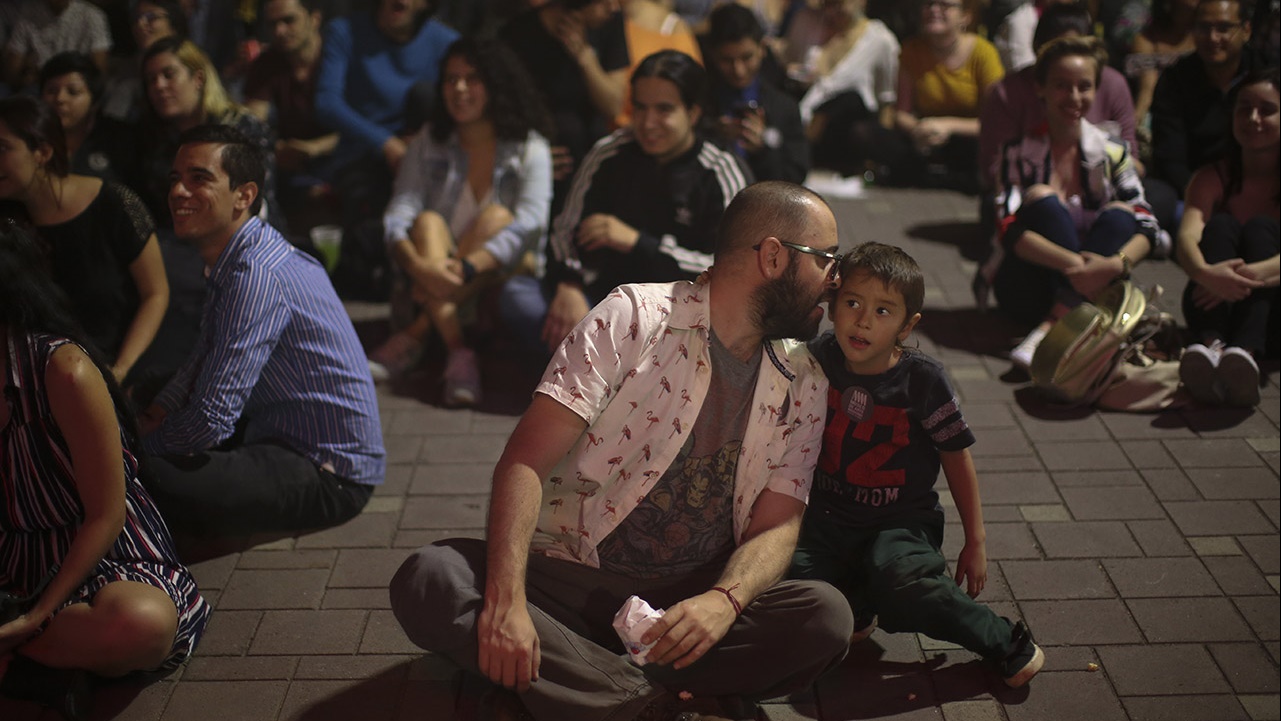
[0,0,1277,719]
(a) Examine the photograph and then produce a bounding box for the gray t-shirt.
[598,333,760,578]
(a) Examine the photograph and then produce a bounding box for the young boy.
[791,242,1044,687]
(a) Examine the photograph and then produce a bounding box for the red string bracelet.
[711,584,742,616]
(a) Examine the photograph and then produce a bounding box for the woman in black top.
[39,51,142,189]
[0,97,168,387]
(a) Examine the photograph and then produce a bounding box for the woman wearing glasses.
[503,50,751,351]
[99,1,187,122]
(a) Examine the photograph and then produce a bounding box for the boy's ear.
[898,312,922,343]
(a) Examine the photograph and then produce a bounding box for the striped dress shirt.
[143,217,385,485]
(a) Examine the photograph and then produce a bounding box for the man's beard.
[752,262,825,342]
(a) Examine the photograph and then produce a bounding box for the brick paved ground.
[3,186,1277,721]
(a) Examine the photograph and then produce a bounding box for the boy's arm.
[941,448,987,598]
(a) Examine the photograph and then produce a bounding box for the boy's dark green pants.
[791,510,1013,660]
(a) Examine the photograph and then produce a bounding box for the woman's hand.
[408,258,465,301]
[0,613,45,656]
[575,214,640,253]
[1064,252,1125,299]
[1190,259,1262,309]
[911,118,951,153]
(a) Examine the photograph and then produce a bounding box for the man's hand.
[139,404,167,436]
[954,541,988,598]
[1064,251,1123,299]
[542,283,591,350]
[641,590,737,670]
[576,214,639,253]
[477,600,541,691]
[551,145,576,181]
[737,108,767,153]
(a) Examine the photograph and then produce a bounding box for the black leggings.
[1182,213,1280,357]
[994,194,1138,324]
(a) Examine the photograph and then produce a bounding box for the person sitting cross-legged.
[389,181,854,720]
[366,37,554,407]
[139,125,385,539]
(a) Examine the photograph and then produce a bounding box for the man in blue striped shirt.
[139,124,385,537]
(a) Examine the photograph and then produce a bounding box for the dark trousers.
[810,91,900,177]
[1142,176,1182,240]
[994,194,1138,324]
[142,442,372,536]
[791,512,1013,661]
[1183,213,1280,357]
[390,538,853,721]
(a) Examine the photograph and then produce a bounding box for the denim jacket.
[383,127,552,270]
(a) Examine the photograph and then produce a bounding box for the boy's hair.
[707,3,765,47]
[840,242,925,321]
[631,50,706,111]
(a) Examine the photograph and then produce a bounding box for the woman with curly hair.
[369,37,554,407]
[0,223,209,720]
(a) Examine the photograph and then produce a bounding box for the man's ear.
[232,181,259,213]
[898,312,922,343]
[689,104,703,127]
[756,236,785,279]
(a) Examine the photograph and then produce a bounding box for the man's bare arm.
[644,488,805,669]
[478,393,587,691]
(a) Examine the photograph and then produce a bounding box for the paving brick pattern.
[2,187,1276,720]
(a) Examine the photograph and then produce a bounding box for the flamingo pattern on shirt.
[532,279,829,567]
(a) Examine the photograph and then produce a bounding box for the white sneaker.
[1010,326,1048,370]
[443,347,482,407]
[1179,342,1223,405]
[367,331,424,382]
[1217,346,1261,407]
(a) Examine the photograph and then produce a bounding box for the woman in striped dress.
[0,223,210,718]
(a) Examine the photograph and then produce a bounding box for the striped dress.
[1,331,210,670]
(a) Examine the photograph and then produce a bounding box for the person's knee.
[1023,185,1058,205]
[390,540,482,651]
[409,211,451,256]
[798,580,856,655]
[1240,216,1281,261]
[95,588,179,672]
[474,204,515,240]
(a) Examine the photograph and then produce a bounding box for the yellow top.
[900,34,1004,119]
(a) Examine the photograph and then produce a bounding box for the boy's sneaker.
[1218,346,1261,407]
[443,347,482,407]
[850,614,878,643]
[368,331,424,382]
[1010,325,1048,370]
[1179,341,1224,405]
[999,620,1045,688]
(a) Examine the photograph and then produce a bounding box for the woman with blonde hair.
[136,36,278,231]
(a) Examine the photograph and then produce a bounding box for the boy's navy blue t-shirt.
[806,333,976,528]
